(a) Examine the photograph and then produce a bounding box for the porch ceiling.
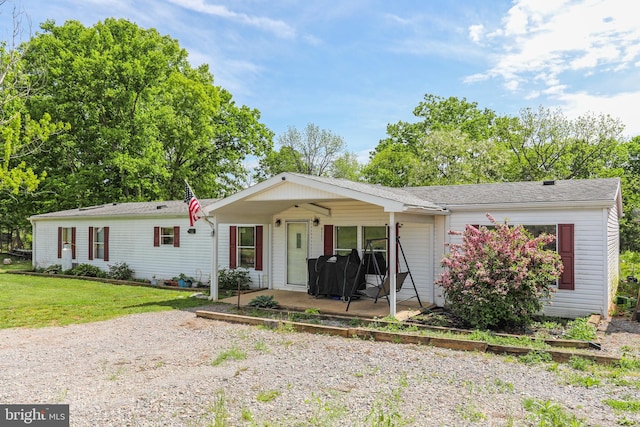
[211,198,341,223]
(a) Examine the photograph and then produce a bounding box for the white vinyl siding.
[445,208,608,318]
[32,216,212,283]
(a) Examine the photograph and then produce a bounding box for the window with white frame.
[61,227,73,245]
[94,227,105,259]
[238,226,255,268]
[160,227,175,245]
[335,226,357,256]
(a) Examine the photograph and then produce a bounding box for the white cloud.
[468,0,640,133]
[167,0,296,38]
[468,24,484,44]
[558,90,640,137]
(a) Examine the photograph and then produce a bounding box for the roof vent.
[543,180,556,186]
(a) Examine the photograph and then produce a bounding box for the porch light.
[275,219,282,227]
[313,217,320,227]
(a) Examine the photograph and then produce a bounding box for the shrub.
[69,263,106,278]
[436,214,563,330]
[248,295,279,308]
[108,262,134,281]
[43,264,62,274]
[218,267,251,290]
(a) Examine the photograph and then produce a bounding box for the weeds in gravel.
[603,398,640,412]
[254,339,269,352]
[240,407,253,422]
[306,392,348,426]
[563,317,597,341]
[523,398,586,426]
[256,390,280,403]
[519,350,553,365]
[456,403,487,423]
[211,347,247,366]
[562,372,601,388]
[205,390,229,427]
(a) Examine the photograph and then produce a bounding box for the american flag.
[184,183,203,226]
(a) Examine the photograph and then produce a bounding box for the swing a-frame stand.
[346,237,423,312]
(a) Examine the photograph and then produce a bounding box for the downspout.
[210,217,219,301]
[389,212,397,317]
[267,223,273,290]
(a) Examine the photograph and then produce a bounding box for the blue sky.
[2,0,639,162]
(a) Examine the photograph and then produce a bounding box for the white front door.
[286,222,308,286]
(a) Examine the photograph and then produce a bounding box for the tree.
[0,5,67,195]
[619,136,640,252]
[20,18,271,209]
[255,122,353,180]
[364,94,505,186]
[0,3,68,248]
[502,106,625,181]
[436,215,563,329]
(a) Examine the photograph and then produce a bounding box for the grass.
[0,272,208,329]
[211,347,247,366]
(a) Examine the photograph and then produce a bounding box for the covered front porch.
[220,289,427,319]
[206,173,448,317]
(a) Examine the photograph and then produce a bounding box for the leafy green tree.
[330,151,362,181]
[365,94,505,186]
[21,18,272,209]
[255,123,353,180]
[619,136,640,251]
[502,106,625,181]
[0,12,66,195]
[0,4,68,247]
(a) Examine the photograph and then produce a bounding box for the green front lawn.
[0,272,208,329]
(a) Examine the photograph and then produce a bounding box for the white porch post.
[389,212,397,317]
[210,218,219,300]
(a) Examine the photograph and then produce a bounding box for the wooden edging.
[195,310,621,366]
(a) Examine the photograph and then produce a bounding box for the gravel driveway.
[1,305,639,426]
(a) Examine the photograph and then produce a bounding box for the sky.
[2,0,639,163]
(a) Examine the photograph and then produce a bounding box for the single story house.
[30,173,623,319]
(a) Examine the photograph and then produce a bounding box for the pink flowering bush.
[436,214,563,330]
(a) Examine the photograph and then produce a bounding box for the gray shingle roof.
[404,178,621,207]
[30,199,217,219]
[30,176,621,220]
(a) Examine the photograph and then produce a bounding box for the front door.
[286,222,308,286]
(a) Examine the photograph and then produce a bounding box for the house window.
[88,226,109,261]
[161,227,175,245]
[523,225,556,251]
[154,226,180,247]
[61,228,73,245]
[363,226,387,258]
[94,227,105,259]
[362,226,388,275]
[335,226,357,256]
[238,226,255,268]
[230,225,263,271]
[57,226,76,259]
[469,223,573,290]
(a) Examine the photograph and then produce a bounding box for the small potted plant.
[177,273,194,288]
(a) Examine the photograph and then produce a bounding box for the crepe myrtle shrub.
[436,214,563,330]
